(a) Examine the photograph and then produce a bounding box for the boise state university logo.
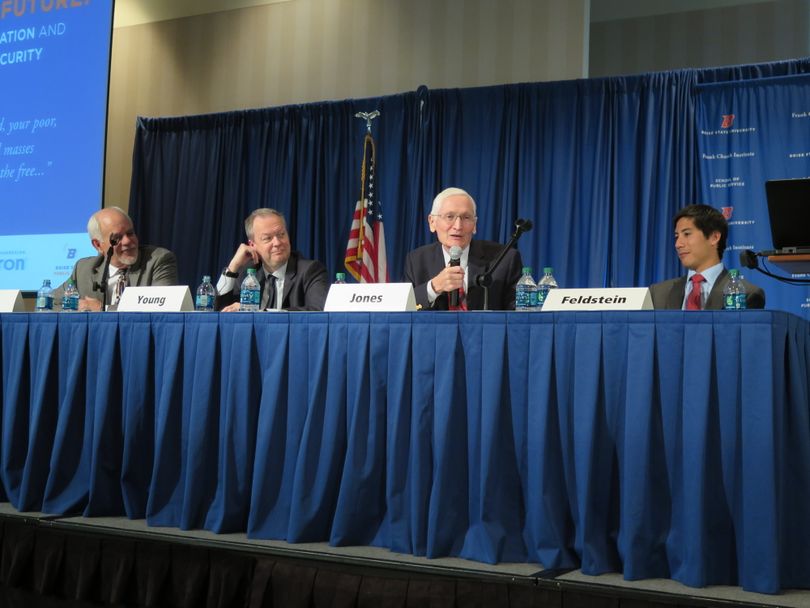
[721,206,733,220]
[721,114,735,129]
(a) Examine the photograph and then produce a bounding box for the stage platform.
[0,504,806,608]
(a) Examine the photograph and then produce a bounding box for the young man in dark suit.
[649,204,765,310]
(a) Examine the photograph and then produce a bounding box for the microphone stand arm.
[94,244,116,311]
[475,219,532,311]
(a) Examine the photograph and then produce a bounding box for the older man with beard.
[52,206,178,311]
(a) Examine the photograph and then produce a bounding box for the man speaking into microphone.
[403,187,523,310]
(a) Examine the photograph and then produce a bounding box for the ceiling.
[113,0,290,28]
[113,0,779,28]
[590,0,776,22]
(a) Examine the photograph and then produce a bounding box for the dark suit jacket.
[649,269,766,310]
[217,251,328,311]
[403,240,523,310]
[52,245,178,305]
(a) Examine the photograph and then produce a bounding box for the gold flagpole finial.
[354,110,380,133]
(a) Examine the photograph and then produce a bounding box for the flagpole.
[344,110,387,283]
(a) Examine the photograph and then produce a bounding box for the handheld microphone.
[448,245,462,307]
[109,234,121,247]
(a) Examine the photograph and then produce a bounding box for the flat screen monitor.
[764,178,810,254]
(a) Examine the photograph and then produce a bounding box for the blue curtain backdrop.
[696,72,810,318]
[129,58,810,318]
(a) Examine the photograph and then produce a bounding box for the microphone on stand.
[739,249,758,269]
[448,245,462,307]
[94,233,121,310]
[738,248,810,285]
[475,218,534,310]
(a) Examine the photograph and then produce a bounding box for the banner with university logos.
[696,74,810,320]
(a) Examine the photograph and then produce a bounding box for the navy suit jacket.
[403,240,523,311]
[649,268,765,310]
[217,251,328,311]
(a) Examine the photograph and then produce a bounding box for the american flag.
[344,131,388,282]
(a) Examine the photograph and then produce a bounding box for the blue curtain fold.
[129,71,706,293]
[129,58,810,297]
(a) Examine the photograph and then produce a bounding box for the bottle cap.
[522,266,532,273]
[336,272,345,281]
[247,268,256,275]
[203,275,211,282]
[729,269,739,277]
[543,267,553,273]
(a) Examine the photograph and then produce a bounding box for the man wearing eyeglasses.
[216,208,328,311]
[403,187,523,310]
[52,206,178,311]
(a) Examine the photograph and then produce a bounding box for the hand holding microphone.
[429,245,464,302]
[448,245,462,307]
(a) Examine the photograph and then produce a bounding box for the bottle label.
[36,295,53,310]
[724,293,747,310]
[195,295,212,309]
[516,285,533,309]
[62,296,79,311]
[240,288,261,309]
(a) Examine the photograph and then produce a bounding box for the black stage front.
[0,504,806,608]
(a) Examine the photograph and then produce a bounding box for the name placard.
[325,282,417,312]
[117,286,194,312]
[0,290,25,312]
[541,288,653,311]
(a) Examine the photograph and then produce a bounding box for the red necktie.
[686,273,704,310]
[449,284,468,311]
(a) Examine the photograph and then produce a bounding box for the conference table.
[1,310,808,594]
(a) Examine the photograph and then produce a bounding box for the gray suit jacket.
[52,245,178,306]
[649,269,765,310]
[403,240,523,310]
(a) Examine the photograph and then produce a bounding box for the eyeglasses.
[433,213,476,225]
[256,231,288,244]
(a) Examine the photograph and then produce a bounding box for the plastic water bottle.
[537,267,559,309]
[240,268,261,311]
[334,272,346,284]
[723,269,747,310]
[35,279,54,312]
[515,266,537,311]
[195,275,216,311]
[61,280,79,312]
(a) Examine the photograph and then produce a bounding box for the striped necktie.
[449,284,468,311]
[112,267,128,306]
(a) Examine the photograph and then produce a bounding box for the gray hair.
[245,208,286,240]
[430,187,477,217]
[87,206,131,240]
